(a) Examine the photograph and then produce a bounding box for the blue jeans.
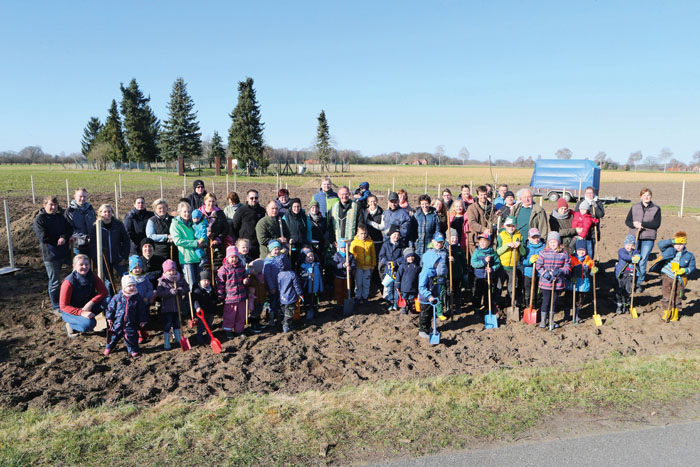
[44,258,64,310]
[62,311,97,333]
[638,239,655,285]
[182,263,200,291]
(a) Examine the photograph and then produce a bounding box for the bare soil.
[0,182,698,411]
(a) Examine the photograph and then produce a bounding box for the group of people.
[32,176,695,355]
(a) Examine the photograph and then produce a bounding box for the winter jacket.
[571,211,598,240]
[300,262,323,294]
[278,270,303,306]
[170,216,201,264]
[140,253,165,286]
[418,261,440,304]
[361,206,385,249]
[59,270,109,315]
[192,283,218,314]
[64,201,96,247]
[449,214,469,252]
[283,210,312,250]
[263,254,290,291]
[615,247,640,278]
[308,211,328,254]
[448,243,468,283]
[332,251,356,279]
[355,189,372,210]
[575,197,605,220]
[566,254,594,292]
[512,203,549,238]
[146,214,173,259]
[231,203,266,255]
[216,259,248,304]
[496,229,525,270]
[223,203,241,233]
[89,219,130,267]
[411,207,439,256]
[378,238,405,277]
[521,240,546,278]
[312,188,339,220]
[155,273,189,314]
[187,190,207,211]
[650,239,696,278]
[625,202,661,241]
[34,207,73,262]
[350,235,376,270]
[466,201,494,252]
[198,206,228,243]
[535,248,571,291]
[329,200,360,244]
[123,207,154,255]
[130,273,154,302]
[421,243,448,278]
[382,207,411,241]
[495,204,515,230]
[548,209,577,253]
[396,260,420,295]
[275,198,291,217]
[106,292,148,334]
[193,219,209,244]
[256,215,291,259]
[471,246,501,279]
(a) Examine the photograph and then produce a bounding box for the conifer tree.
[316,110,331,172]
[99,99,127,163]
[160,77,202,162]
[81,117,102,156]
[210,131,225,163]
[228,77,265,175]
[120,79,159,162]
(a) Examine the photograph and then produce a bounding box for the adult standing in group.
[64,187,96,256]
[575,186,605,257]
[198,193,228,265]
[187,179,207,211]
[493,184,509,211]
[511,189,549,240]
[466,186,494,254]
[276,188,291,217]
[329,186,360,243]
[89,204,130,294]
[123,196,154,255]
[312,177,339,220]
[170,201,205,289]
[383,191,411,241]
[231,189,266,259]
[460,185,475,206]
[411,194,439,256]
[495,190,516,228]
[432,199,448,235]
[548,199,576,253]
[33,195,74,314]
[397,189,413,215]
[448,200,469,252]
[256,200,291,259]
[283,198,311,264]
[139,238,164,288]
[625,188,661,291]
[441,188,454,211]
[146,199,174,260]
[223,192,242,233]
[308,199,328,260]
[361,194,384,287]
[59,254,109,337]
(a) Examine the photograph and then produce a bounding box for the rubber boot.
[539,311,547,328]
[173,328,182,344]
[164,332,171,350]
[671,308,679,322]
[615,294,623,315]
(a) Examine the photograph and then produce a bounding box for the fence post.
[31,176,36,204]
[226,174,229,195]
[183,174,187,197]
[119,174,123,198]
[424,170,428,194]
[66,179,70,207]
[114,183,119,218]
[96,219,103,281]
[4,200,15,269]
[160,176,164,199]
[680,179,686,218]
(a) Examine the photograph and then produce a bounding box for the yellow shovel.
[591,226,602,326]
[629,228,640,318]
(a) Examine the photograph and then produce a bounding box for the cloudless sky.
[2,1,700,162]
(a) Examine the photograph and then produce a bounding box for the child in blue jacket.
[614,234,640,315]
[128,255,154,343]
[379,225,405,310]
[396,247,420,314]
[278,261,304,332]
[471,232,501,313]
[105,275,148,357]
[521,228,545,309]
[191,209,209,267]
[652,231,695,321]
[299,247,323,320]
[263,240,288,327]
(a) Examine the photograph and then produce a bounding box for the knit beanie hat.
[449,228,458,239]
[121,275,137,288]
[268,240,282,250]
[226,245,239,258]
[191,209,203,220]
[337,238,346,248]
[193,179,204,189]
[556,198,568,210]
[308,199,320,208]
[200,269,212,281]
[140,237,155,249]
[403,247,415,258]
[546,231,561,245]
[623,234,636,246]
[388,224,400,236]
[128,255,143,272]
[162,259,177,272]
[575,239,587,252]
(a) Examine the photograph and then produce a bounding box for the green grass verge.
[3,351,700,465]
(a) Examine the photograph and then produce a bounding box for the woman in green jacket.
[170,201,205,289]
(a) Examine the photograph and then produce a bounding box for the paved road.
[375,421,700,467]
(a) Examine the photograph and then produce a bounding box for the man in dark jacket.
[123,197,154,255]
[139,238,165,288]
[231,189,266,259]
[383,192,411,242]
[64,187,96,255]
[187,179,207,211]
[34,195,74,313]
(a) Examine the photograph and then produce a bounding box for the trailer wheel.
[563,192,572,202]
[548,192,560,202]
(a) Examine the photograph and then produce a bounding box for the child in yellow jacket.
[350,226,376,304]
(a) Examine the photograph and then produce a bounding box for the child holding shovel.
[217,246,249,339]
[263,240,287,328]
[447,228,468,315]
[614,235,640,315]
[299,247,323,320]
[471,232,500,315]
[192,269,217,344]
[104,275,148,357]
[496,216,525,310]
[535,232,571,329]
[654,231,695,321]
[566,239,596,322]
[155,259,189,350]
[396,247,420,314]
[332,239,356,309]
[128,255,155,343]
[521,228,545,310]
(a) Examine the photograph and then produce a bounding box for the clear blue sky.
[2,1,699,162]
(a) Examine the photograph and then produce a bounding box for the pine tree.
[316,110,331,172]
[228,77,265,175]
[99,99,127,163]
[160,77,202,162]
[81,117,102,156]
[210,131,225,162]
[120,79,160,162]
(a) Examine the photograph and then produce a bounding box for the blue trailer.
[530,159,601,202]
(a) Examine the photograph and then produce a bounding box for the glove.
[671,262,680,273]
[542,271,553,281]
[170,288,178,295]
[552,269,565,278]
[631,255,640,264]
[529,255,538,264]
[678,268,686,275]
[591,266,598,275]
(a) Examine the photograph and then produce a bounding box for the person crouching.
[105,275,148,357]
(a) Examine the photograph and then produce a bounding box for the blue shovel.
[429,302,441,345]
[485,269,499,329]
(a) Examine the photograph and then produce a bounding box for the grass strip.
[2,352,700,465]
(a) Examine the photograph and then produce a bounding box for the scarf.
[551,209,570,220]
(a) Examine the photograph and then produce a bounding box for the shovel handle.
[196,308,216,339]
